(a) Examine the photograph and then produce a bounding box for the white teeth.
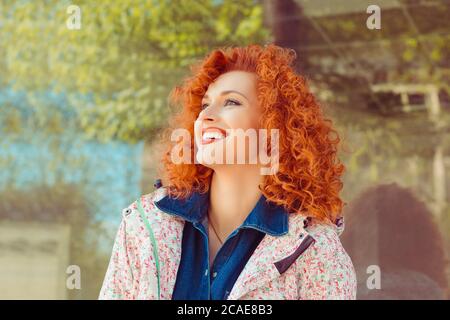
[202,131,225,140]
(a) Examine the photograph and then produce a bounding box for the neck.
[208,165,263,239]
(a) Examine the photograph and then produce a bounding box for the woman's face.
[194,70,262,167]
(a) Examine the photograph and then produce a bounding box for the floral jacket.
[99,187,357,300]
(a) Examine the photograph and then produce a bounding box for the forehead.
[205,70,257,96]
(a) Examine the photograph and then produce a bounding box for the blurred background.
[0,0,448,299]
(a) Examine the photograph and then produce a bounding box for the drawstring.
[137,197,161,300]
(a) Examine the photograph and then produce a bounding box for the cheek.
[222,108,261,130]
[194,120,201,143]
[223,109,262,163]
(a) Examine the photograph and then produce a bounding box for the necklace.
[208,209,224,245]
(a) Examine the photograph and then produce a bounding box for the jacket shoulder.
[119,187,170,227]
[99,187,169,300]
[297,221,357,299]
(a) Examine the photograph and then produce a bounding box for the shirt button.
[212,272,217,278]
[204,269,208,276]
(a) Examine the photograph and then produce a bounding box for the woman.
[99,44,357,300]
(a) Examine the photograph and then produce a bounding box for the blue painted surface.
[0,87,144,240]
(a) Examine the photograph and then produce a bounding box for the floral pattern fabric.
[99,187,357,300]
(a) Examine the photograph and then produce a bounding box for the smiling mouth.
[201,128,227,145]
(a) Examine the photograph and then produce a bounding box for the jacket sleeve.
[297,227,357,300]
[98,212,137,300]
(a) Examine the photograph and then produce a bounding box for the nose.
[198,105,218,122]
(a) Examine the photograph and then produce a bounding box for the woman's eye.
[225,99,241,106]
[201,99,240,110]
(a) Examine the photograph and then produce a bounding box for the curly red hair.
[158,44,345,223]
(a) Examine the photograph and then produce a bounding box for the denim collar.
[154,190,289,237]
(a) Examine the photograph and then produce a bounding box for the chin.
[194,140,228,165]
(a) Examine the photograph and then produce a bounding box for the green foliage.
[0,0,270,142]
[307,2,450,95]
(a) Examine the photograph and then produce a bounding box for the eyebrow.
[202,90,248,101]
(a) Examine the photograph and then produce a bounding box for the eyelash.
[201,99,241,110]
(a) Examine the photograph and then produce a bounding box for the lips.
[201,127,227,145]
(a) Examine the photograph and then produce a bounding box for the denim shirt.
[154,189,289,300]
